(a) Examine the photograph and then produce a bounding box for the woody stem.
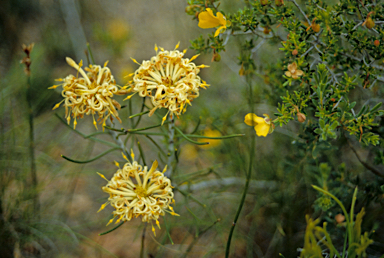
[167,115,175,178]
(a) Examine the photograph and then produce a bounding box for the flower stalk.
[22,43,40,219]
[225,76,256,257]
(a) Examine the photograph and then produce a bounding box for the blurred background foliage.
[1,0,384,257]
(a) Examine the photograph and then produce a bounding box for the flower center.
[134,185,148,197]
[291,69,296,74]
[264,118,271,124]
[161,76,174,88]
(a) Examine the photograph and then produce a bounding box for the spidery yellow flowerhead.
[50,58,129,129]
[129,43,209,122]
[198,8,231,37]
[98,151,178,236]
[244,113,274,137]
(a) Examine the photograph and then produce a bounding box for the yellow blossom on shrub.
[129,43,209,122]
[198,128,222,149]
[244,113,274,137]
[98,151,178,236]
[50,57,128,129]
[285,62,304,79]
[198,8,231,37]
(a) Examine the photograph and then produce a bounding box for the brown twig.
[347,139,384,178]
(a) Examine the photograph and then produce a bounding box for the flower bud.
[212,53,221,62]
[239,64,245,76]
[297,112,306,123]
[312,23,320,33]
[275,0,283,6]
[260,0,268,5]
[374,40,380,47]
[335,214,345,224]
[292,49,298,56]
[263,26,271,34]
[185,6,195,15]
[365,17,375,29]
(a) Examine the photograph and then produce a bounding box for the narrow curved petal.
[244,113,264,126]
[254,123,271,137]
[285,71,292,77]
[198,9,221,28]
[214,26,226,37]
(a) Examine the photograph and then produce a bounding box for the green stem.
[133,98,146,128]
[137,141,147,166]
[225,77,256,257]
[86,43,95,65]
[184,134,245,139]
[26,69,39,219]
[99,222,124,236]
[130,110,150,119]
[174,126,209,145]
[225,134,255,257]
[140,223,147,258]
[104,122,169,134]
[61,147,120,164]
[55,113,119,148]
[349,187,358,243]
[311,185,352,249]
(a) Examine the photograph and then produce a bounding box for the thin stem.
[289,0,311,25]
[347,139,384,178]
[140,223,147,258]
[225,77,256,257]
[182,219,221,258]
[167,115,175,178]
[86,43,95,65]
[105,119,131,162]
[26,62,39,219]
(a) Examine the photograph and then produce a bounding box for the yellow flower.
[285,62,304,79]
[244,113,274,137]
[198,128,222,149]
[129,43,209,122]
[50,58,129,129]
[98,151,178,236]
[198,8,231,37]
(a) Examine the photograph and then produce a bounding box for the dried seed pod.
[297,112,306,123]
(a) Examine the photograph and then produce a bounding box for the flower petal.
[198,8,221,28]
[296,70,304,76]
[214,25,226,37]
[244,113,264,126]
[291,62,297,70]
[254,123,271,137]
[216,12,227,26]
[285,71,292,77]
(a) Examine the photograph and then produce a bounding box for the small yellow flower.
[305,17,320,33]
[244,113,274,137]
[51,58,129,129]
[130,43,209,121]
[198,128,222,149]
[285,62,304,79]
[198,8,231,37]
[99,151,178,235]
